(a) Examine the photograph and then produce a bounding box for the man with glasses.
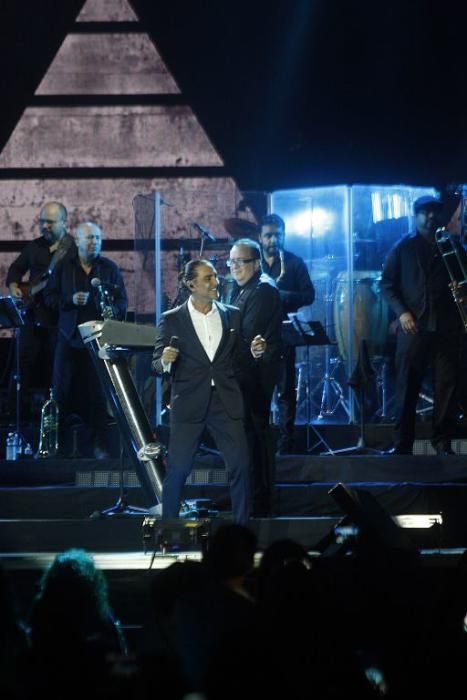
[5,201,76,421]
[259,214,315,454]
[228,239,282,516]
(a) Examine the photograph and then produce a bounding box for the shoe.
[432,443,455,456]
[384,446,413,455]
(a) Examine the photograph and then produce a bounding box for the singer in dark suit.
[44,221,127,458]
[227,238,282,516]
[152,259,266,524]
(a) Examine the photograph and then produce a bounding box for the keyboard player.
[44,221,128,459]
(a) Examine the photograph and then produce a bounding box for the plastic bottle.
[6,432,16,460]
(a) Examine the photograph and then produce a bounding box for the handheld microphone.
[169,335,179,349]
[192,222,217,242]
[91,277,118,291]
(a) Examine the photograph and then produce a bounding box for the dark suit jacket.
[230,271,282,393]
[44,255,127,342]
[151,300,244,423]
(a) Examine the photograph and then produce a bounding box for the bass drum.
[333,270,389,364]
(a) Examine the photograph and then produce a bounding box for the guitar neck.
[18,275,48,299]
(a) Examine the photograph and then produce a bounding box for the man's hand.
[399,311,417,334]
[9,284,23,300]
[250,334,266,359]
[161,344,179,364]
[73,291,90,306]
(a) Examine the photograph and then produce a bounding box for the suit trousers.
[240,375,276,515]
[163,388,251,523]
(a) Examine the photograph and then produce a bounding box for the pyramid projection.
[77,0,138,21]
[0,0,241,316]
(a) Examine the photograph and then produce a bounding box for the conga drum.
[333,270,388,364]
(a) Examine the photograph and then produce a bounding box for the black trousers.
[52,337,110,441]
[240,374,277,515]
[163,388,251,524]
[393,328,461,449]
[7,325,56,415]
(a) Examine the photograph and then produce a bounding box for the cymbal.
[224,217,260,239]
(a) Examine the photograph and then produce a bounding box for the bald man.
[44,221,127,458]
[5,201,76,420]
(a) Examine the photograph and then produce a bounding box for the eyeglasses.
[226,258,256,268]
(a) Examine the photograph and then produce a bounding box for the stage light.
[284,206,334,238]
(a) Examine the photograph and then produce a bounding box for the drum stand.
[298,346,336,455]
[321,344,382,456]
[283,317,336,454]
[372,356,389,420]
[312,350,351,421]
[311,274,351,420]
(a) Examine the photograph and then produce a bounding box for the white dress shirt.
[163,299,223,382]
[188,297,223,362]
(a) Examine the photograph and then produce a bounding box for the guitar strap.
[48,234,74,273]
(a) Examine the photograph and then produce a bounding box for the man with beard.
[259,214,315,454]
[5,201,75,420]
[381,195,464,456]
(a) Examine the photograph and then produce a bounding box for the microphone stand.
[94,434,148,518]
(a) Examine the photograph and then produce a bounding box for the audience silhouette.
[3,527,467,699]
[24,548,127,699]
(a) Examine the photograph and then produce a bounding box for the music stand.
[282,317,336,454]
[0,297,25,455]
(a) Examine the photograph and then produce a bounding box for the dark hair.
[183,258,214,286]
[261,213,285,232]
[231,238,261,260]
[203,524,257,580]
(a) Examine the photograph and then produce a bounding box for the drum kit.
[297,255,391,424]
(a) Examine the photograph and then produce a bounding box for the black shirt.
[261,249,315,318]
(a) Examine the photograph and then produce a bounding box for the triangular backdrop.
[0,0,242,315]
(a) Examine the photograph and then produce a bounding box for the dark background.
[0,0,466,193]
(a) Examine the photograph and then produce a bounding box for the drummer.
[258,214,315,454]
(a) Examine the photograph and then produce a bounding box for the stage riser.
[2,454,467,487]
[0,517,340,554]
[1,483,467,544]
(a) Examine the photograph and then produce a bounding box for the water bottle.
[6,432,16,460]
[14,433,22,459]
